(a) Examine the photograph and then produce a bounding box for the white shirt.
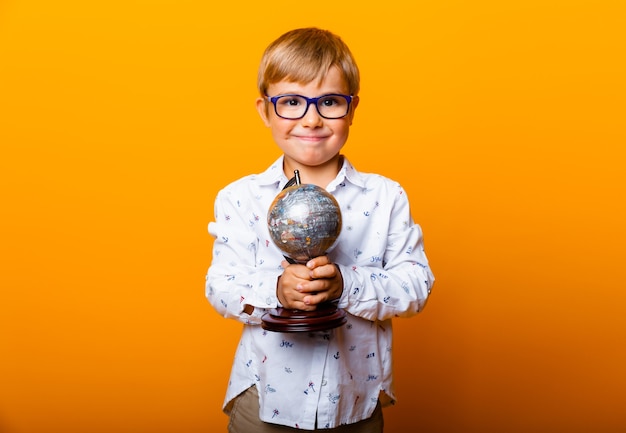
[206,155,434,430]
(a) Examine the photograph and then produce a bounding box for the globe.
[267,183,342,263]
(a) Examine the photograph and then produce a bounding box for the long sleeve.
[331,179,434,322]
[205,185,283,324]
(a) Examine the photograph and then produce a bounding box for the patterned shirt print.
[205,155,434,430]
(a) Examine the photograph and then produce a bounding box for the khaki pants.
[228,386,384,433]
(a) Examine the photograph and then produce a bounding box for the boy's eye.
[279,97,303,106]
[320,96,340,107]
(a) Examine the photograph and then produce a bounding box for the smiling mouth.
[296,135,327,141]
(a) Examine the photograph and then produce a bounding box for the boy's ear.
[256,97,271,127]
[352,95,360,110]
[348,95,360,125]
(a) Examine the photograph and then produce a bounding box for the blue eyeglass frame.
[265,93,354,119]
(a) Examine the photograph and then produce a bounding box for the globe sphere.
[267,184,342,263]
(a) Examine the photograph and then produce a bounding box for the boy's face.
[256,66,359,171]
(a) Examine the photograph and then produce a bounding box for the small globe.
[267,184,342,263]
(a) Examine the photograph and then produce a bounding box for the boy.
[206,27,434,432]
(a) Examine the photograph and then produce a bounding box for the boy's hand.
[276,256,343,311]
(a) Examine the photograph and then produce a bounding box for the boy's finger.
[306,255,330,269]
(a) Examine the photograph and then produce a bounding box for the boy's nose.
[300,104,324,127]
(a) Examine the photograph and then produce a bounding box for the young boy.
[206,27,434,432]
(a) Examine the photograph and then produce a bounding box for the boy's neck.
[283,155,343,189]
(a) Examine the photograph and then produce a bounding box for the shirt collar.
[256,155,289,189]
[331,156,366,190]
[255,154,366,191]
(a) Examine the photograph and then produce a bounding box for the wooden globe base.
[261,304,347,333]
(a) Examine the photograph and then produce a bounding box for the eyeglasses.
[266,94,353,120]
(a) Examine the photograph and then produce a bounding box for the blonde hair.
[257,28,360,96]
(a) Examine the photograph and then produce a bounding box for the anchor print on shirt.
[304,381,316,395]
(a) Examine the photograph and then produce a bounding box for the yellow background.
[1,1,625,432]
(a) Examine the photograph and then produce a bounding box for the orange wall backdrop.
[1,1,625,432]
